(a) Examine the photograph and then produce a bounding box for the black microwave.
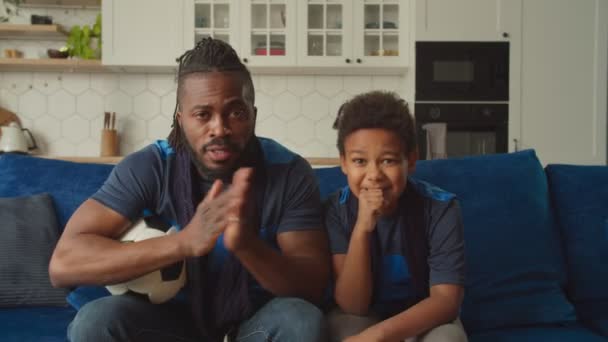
[416,42,509,101]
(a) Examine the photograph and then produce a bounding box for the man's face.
[177,72,256,178]
[340,128,416,215]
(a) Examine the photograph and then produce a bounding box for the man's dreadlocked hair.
[168,37,255,150]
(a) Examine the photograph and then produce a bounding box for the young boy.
[325,91,467,342]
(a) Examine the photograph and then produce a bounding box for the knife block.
[100,129,119,157]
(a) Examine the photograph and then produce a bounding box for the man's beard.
[181,129,255,182]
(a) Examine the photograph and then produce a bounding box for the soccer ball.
[105,219,186,304]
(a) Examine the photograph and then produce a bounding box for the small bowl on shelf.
[47,49,69,59]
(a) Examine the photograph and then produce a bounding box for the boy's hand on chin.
[356,188,384,232]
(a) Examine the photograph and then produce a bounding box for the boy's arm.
[332,229,374,315]
[349,284,463,341]
[333,188,383,315]
[350,199,466,341]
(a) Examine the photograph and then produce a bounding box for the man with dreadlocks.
[49,38,330,342]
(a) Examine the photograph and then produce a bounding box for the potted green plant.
[65,13,101,59]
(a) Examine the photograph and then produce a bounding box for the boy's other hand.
[356,188,384,232]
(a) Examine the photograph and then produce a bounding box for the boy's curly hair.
[333,91,416,155]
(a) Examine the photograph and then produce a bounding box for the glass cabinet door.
[298,0,353,66]
[354,0,409,67]
[241,0,296,66]
[193,0,237,46]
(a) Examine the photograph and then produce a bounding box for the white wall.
[0,7,410,158]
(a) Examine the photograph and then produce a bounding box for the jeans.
[68,294,327,342]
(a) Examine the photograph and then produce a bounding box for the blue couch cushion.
[0,306,75,342]
[546,164,608,337]
[469,323,607,342]
[0,154,114,229]
[411,150,576,333]
[314,166,346,200]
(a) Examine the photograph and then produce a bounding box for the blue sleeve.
[276,157,323,233]
[324,192,350,254]
[428,199,466,286]
[91,146,163,222]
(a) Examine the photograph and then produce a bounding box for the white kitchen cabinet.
[415,0,516,41]
[102,0,188,67]
[297,0,410,69]
[512,0,607,165]
[183,0,240,50]
[238,0,298,67]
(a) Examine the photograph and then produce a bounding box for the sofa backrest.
[546,164,608,336]
[0,154,114,229]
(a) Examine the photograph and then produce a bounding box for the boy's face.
[340,128,417,215]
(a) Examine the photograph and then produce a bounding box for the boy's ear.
[340,155,347,175]
[407,150,418,174]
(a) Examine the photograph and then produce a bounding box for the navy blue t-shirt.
[92,137,323,308]
[324,178,465,317]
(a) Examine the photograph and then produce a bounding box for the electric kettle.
[0,122,37,153]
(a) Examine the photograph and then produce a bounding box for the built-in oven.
[416,42,509,102]
[415,41,509,159]
[415,103,508,160]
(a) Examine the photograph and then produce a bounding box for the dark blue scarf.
[171,139,265,341]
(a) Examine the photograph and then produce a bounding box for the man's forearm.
[50,233,187,288]
[234,237,329,303]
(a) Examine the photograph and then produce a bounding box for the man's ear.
[407,150,419,174]
[176,110,182,127]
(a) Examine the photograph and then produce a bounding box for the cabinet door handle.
[243,58,249,63]
[356,58,362,64]
[502,32,509,38]
[513,138,519,152]
[345,58,351,64]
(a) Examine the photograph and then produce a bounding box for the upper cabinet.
[239,0,298,67]
[297,0,409,69]
[102,0,188,67]
[183,0,239,49]
[103,0,411,73]
[416,0,517,41]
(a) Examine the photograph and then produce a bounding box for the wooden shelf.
[0,58,105,72]
[0,24,68,40]
[20,0,100,9]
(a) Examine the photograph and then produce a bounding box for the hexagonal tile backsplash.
[1,71,408,158]
[0,8,409,158]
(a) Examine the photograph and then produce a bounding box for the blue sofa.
[0,149,607,342]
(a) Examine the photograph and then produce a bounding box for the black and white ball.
[106,218,186,304]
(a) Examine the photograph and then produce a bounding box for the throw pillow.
[546,164,608,337]
[412,150,576,333]
[0,193,69,307]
